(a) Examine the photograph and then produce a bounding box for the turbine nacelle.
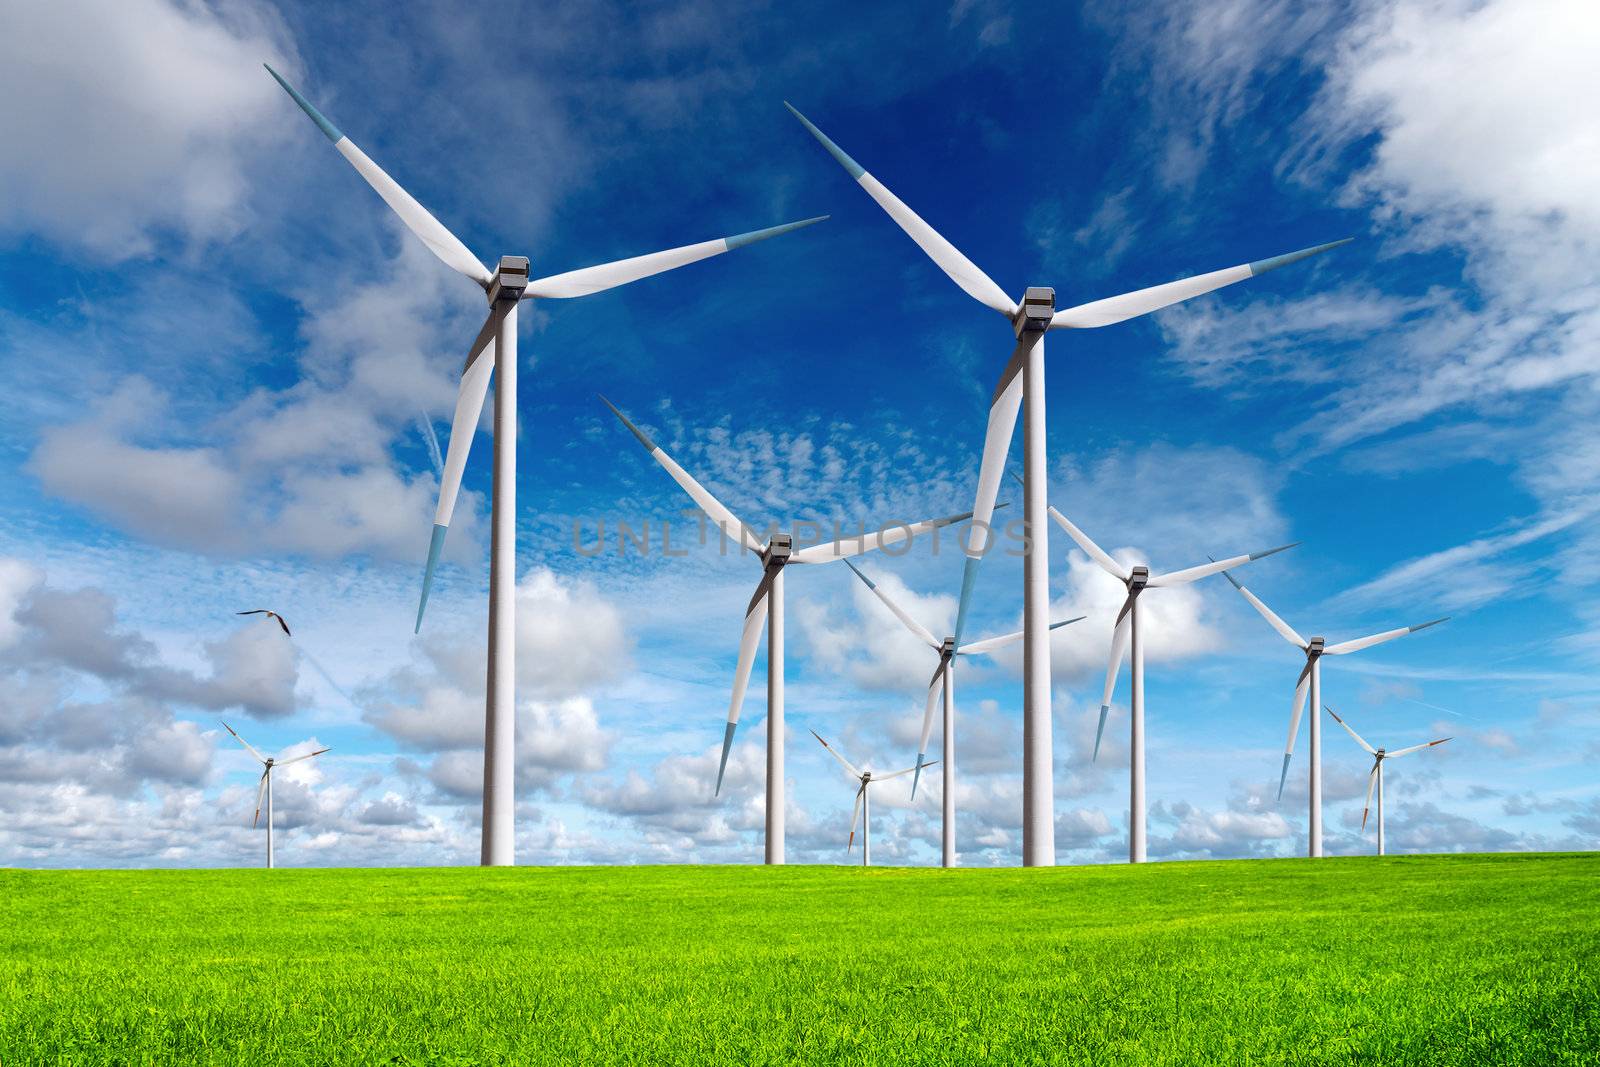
[488,255,529,304]
[764,533,793,566]
[939,637,957,659]
[1307,636,1326,656]
[1127,565,1150,592]
[1012,286,1055,338]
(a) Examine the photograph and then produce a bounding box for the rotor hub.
[940,637,957,658]
[1308,636,1325,657]
[1013,286,1055,338]
[1128,565,1150,592]
[764,533,793,566]
[488,255,529,304]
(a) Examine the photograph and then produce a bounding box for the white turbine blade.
[1278,661,1312,801]
[786,104,1015,316]
[952,339,1029,645]
[1094,596,1135,761]
[1215,564,1307,649]
[1049,507,1129,581]
[1147,543,1298,588]
[416,306,503,632]
[957,615,1084,655]
[275,747,331,767]
[221,721,267,764]
[911,662,944,800]
[1049,239,1351,329]
[522,217,826,299]
[876,761,937,782]
[809,729,863,781]
[1387,737,1452,759]
[848,785,864,851]
[1325,706,1376,754]
[251,769,269,828]
[1361,763,1379,831]
[265,66,492,288]
[842,560,940,649]
[789,508,976,564]
[1325,617,1449,656]
[717,571,773,796]
[602,397,763,555]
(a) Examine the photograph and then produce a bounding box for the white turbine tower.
[787,103,1348,866]
[1048,500,1295,864]
[603,398,973,864]
[1328,706,1451,856]
[1216,565,1447,857]
[810,730,931,867]
[269,66,824,867]
[841,558,1083,867]
[221,722,328,870]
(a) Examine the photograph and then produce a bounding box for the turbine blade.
[1212,561,1307,649]
[1325,705,1376,754]
[1094,596,1135,761]
[1048,507,1130,581]
[1049,239,1351,329]
[252,769,269,828]
[602,396,763,555]
[911,661,944,799]
[1278,660,1312,800]
[265,65,492,287]
[877,761,936,781]
[952,337,1030,644]
[789,508,976,564]
[221,721,267,764]
[1325,618,1448,656]
[416,306,503,632]
[717,571,774,795]
[809,728,863,780]
[1147,543,1298,588]
[1387,737,1451,759]
[848,785,863,850]
[275,747,331,767]
[956,615,1084,655]
[523,217,826,299]
[786,104,1015,316]
[842,559,941,649]
[1361,763,1379,831]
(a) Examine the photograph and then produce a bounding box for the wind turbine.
[1327,706,1451,856]
[841,558,1084,867]
[221,722,329,869]
[787,103,1348,866]
[1047,498,1295,864]
[269,65,825,866]
[1216,566,1447,857]
[603,397,973,864]
[810,730,932,867]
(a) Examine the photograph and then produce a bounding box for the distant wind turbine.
[603,397,973,864]
[221,721,328,869]
[1327,705,1450,856]
[811,730,931,867]
[268,65,824,866]
[841,558,1083,867]
[788,102,1349,866]
[1215,566,1446,857]
[1046,499,1295,864]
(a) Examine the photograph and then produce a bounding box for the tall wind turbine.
[603,398,973,863]
[787,103,1348,866]
[269,65,824,867]
[1327,706,1450,856]
[810,730,931,867]
[841,558,1083,867]
[1048,499,1295,863]
[1216,566,1447,857]
[221,722,329,869]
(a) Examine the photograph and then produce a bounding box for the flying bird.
[237,610,291,637]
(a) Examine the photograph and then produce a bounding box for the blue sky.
[1,0,1596,867]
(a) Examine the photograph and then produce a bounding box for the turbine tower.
[222,722,328,869]
[810,730,931,867]
[787,103,1348,865]
[1328,706,1451,856]
[603,398,973,863]
[1216,566,1447,857]
[1049,499,1295,863]
[841,559,1082,867]
[269,65,824,866]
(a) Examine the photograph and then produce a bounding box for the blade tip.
[785,105,866,180]
[263,62,342,143]
[1249,238,1353,277]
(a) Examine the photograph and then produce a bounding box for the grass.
[1,853,1596,1064]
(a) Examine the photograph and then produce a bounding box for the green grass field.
[2,853,1596,1064]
